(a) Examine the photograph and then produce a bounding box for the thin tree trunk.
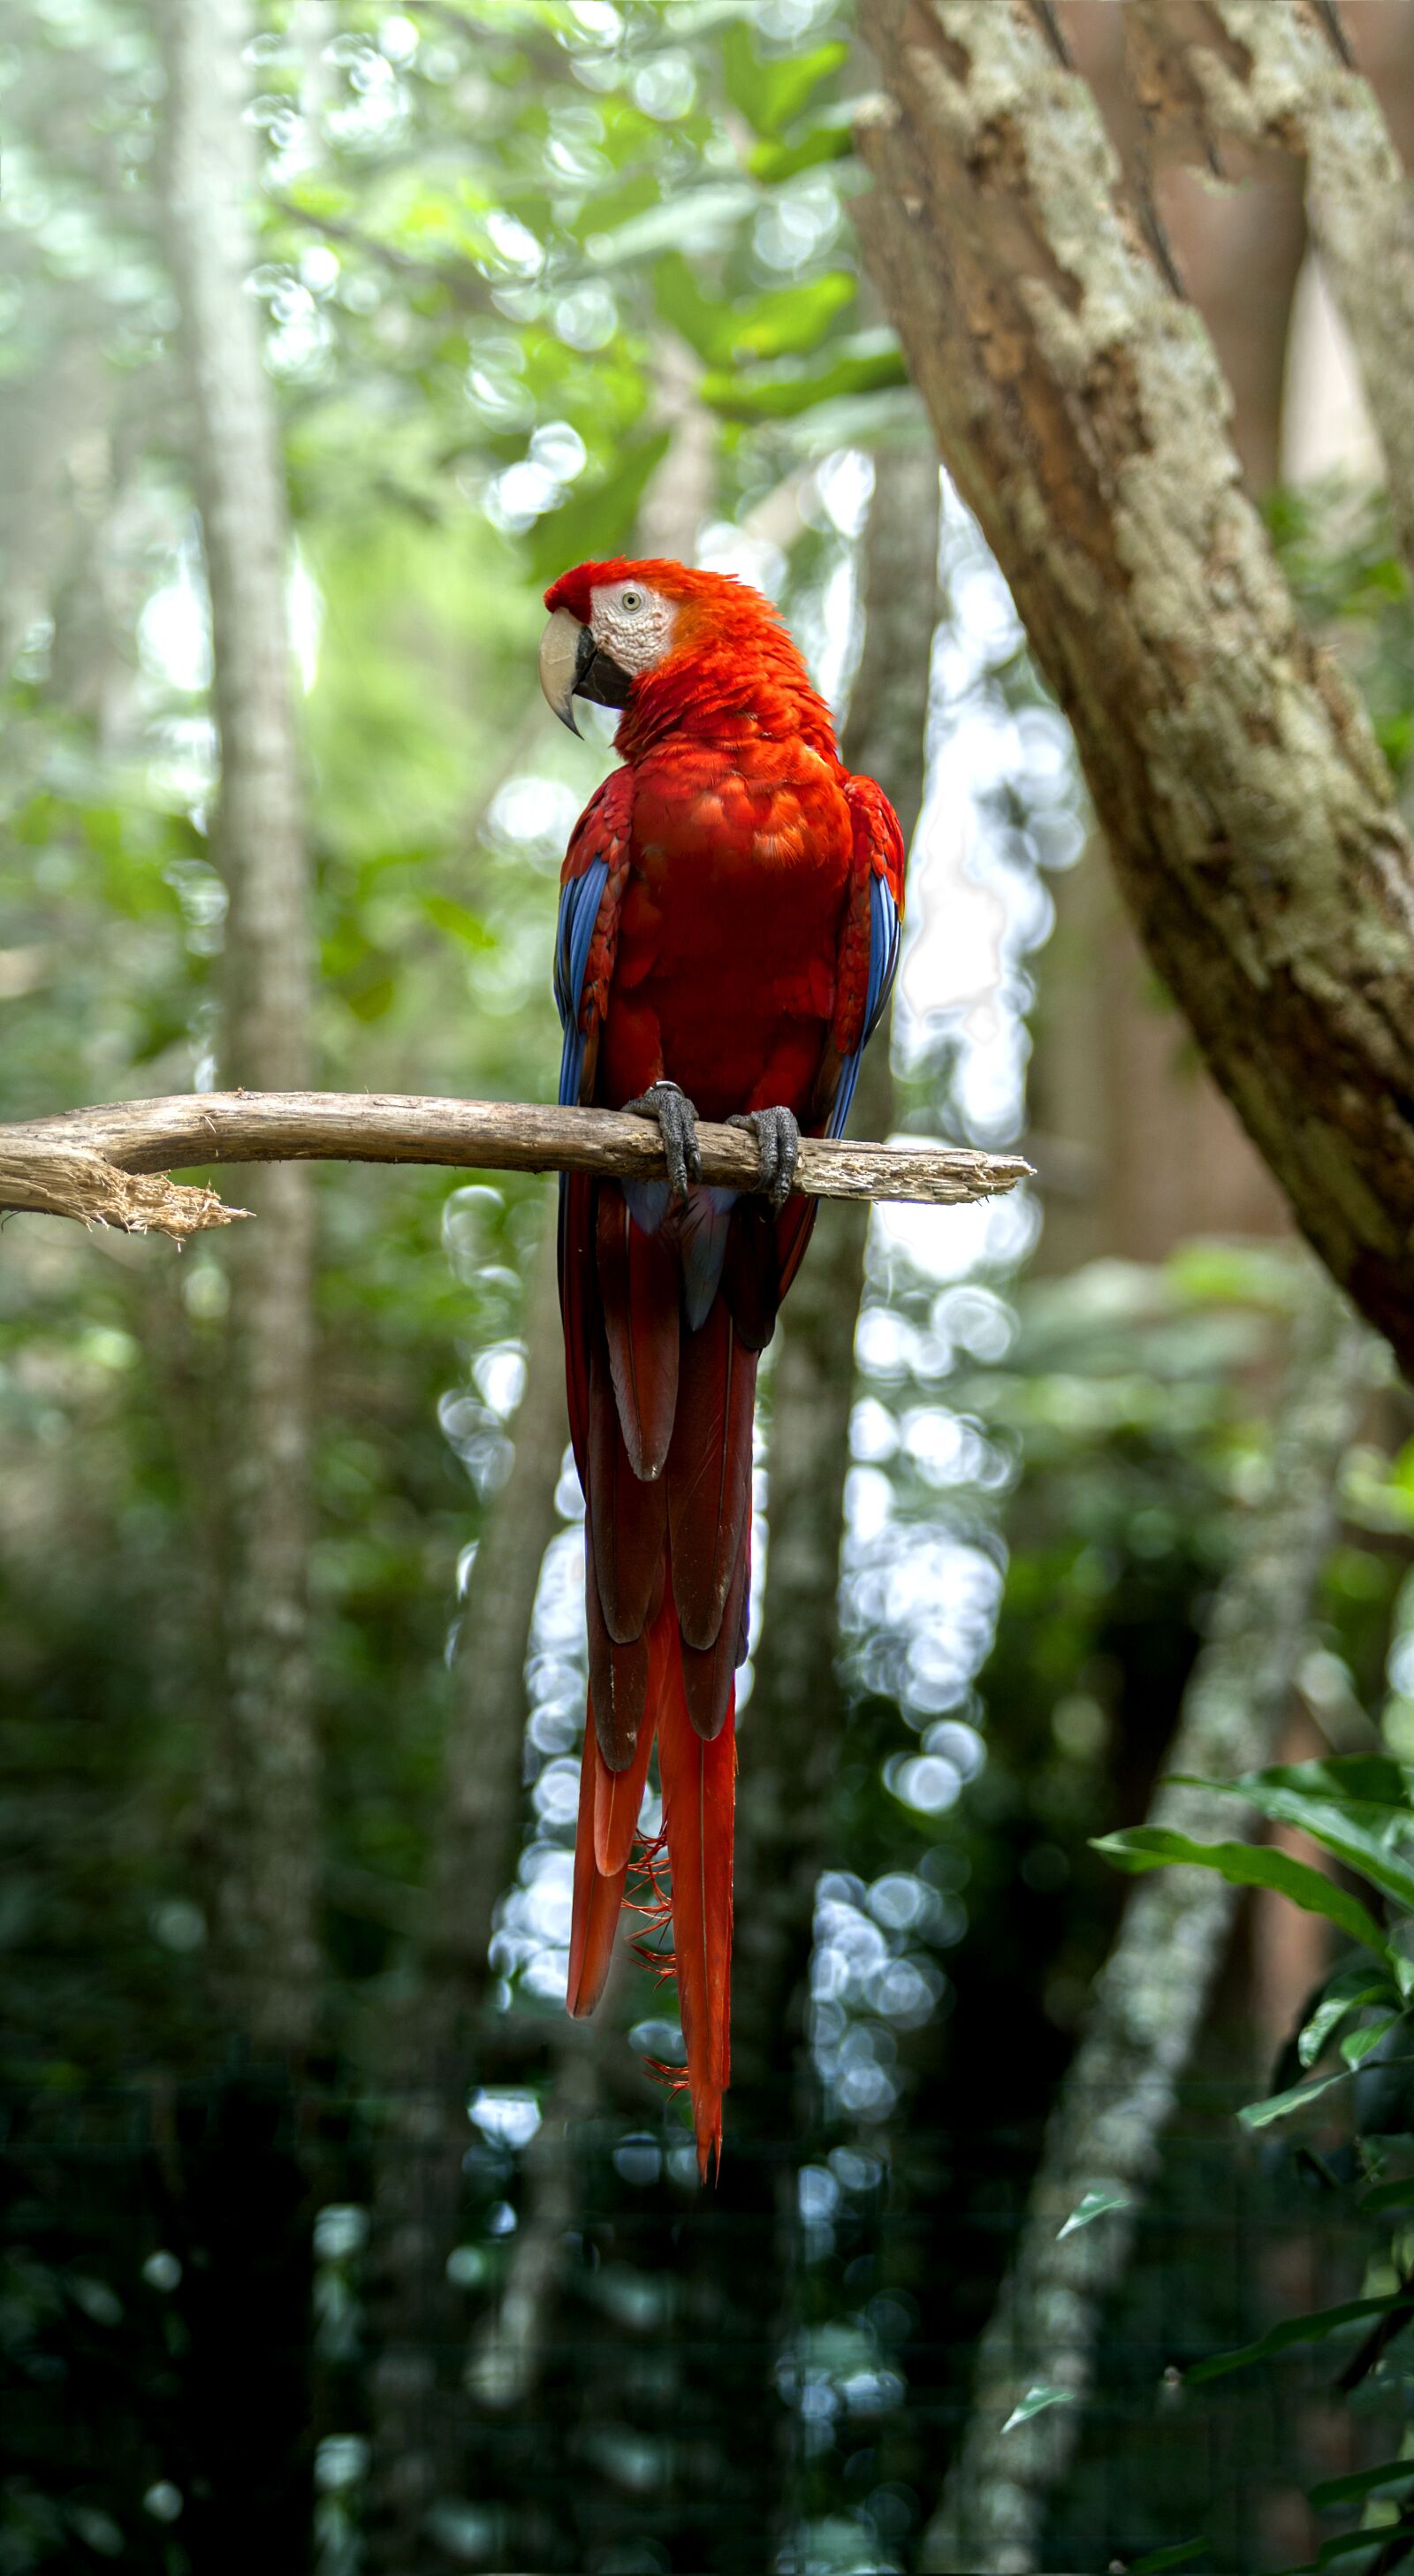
[920,1277,1372,2575]
[427,1232,569,2047]
[361,1224,567,2572]
[361,397,716,2573]
[159,7,318,2567]
[163,0,318,2053]
[855,0,1414,1374]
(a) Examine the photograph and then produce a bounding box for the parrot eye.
[620,588,645,614]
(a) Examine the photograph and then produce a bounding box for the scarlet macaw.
[539,557,904,2175]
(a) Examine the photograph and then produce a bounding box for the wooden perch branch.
[0,1092,1031,1239]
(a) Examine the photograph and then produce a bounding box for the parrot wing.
[555,764,635,1113]
[769,770,906,1313]
[821,770,906,1140]
[553,766,635,1485]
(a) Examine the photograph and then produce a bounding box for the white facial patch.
[590,578,676,676]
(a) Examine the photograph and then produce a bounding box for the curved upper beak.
[538,606,589,736]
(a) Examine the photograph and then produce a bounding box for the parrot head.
[537,556,819,747]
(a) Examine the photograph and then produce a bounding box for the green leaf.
[699,332,908,422]
[1300,1964,1400,2067]
[1001,2382,1075,2433]
[1236,2067,1364,2130]
[584,183,757,269]
[721,27,848,138]
[422,895,494,949]
[1313,2523,1414,2569]
[651,255,855,365]
[650,254,737,362]
[1390,1925,1414,2002]
[749,115,855,186]
[1251,1757,1411,1805]
[1358,2176,1414,2214]
[1057,2187,1131,2240]
[344,973,397,1024]
[1309,2459,1414,2512]
[523,432,672,588]
[1187,2291,1414,2384]
[1091,1829,1390,1960]
[726,274,857,363]
[1129,2542,1210,2574]
[1342,2013,1405,2069]
[1173,1759,1414,1914]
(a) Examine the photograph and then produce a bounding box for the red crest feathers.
[544,557,767,630]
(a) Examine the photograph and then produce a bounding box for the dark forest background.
[9,5,1414,2573]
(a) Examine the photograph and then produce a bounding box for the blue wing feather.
[826,868,901,1139]
[555,857,610,1109]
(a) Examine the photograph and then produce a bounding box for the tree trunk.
[920,1277,1372,2574]
[163,0,319,2054]
[361,1224,566,2572]
[160,4,318,2566]
[361,392,716,2574]
[855,0,1414,1373]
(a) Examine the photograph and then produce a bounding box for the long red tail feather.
[567,1182,756,2176]
[656,1630,736,2180]
[567,1708,632,2017]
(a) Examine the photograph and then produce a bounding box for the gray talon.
[626,1079,702,1204]
[728,1106,801,1212]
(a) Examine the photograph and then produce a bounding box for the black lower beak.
[574,625,632,712]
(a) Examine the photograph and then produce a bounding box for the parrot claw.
[626,1080,703,1205]
[727,1106,801,1212]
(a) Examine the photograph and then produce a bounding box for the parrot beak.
[539,607,635,736]
[538,606,589,736]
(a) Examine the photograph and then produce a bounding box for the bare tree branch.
[855,0,1414,1376]
[920,1275,1374,2574]
[0,1091,1030,1235]
[1129,0,1414,585]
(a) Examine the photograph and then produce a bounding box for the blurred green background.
[7,6,1414,2573]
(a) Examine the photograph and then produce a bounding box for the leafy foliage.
[1099,1755,1414,2568]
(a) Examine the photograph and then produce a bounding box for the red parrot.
[538,558,904,2176]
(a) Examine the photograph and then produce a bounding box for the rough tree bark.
[920,1277,1372,2575]
[163,0,319,2052]
[1129,0,1414,589]
[855,0,1414,1374]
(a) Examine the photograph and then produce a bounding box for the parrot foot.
[625,1080,703,1205]
[727,1107,801,1212]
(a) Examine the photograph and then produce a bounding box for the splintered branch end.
[0,1140,249,1239]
